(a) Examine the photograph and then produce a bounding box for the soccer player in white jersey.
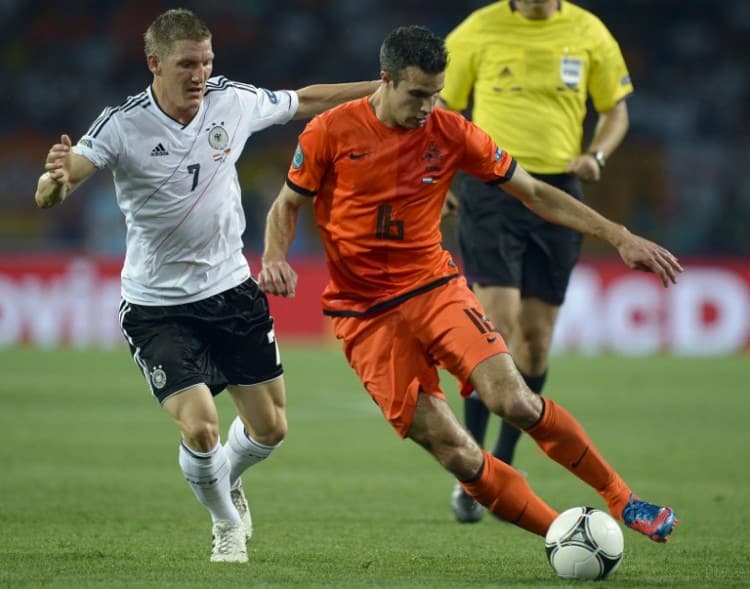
[34,8,378,564]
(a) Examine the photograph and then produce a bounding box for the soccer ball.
[545,507,624,580]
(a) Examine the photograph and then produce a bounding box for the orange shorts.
[331,276,509,438]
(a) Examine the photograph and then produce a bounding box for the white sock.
[178,440,240,524]
[224,416,283,488]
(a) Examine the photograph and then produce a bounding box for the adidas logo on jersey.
[150,143,169,156]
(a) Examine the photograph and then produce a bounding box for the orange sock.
[524,398,631,519]
[461,451,557,536]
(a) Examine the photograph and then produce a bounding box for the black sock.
[492,370,548,465]
[464,394,490,447]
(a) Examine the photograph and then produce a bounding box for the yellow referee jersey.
[442,0,633,174]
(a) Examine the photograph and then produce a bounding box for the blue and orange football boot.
[622,494,679,543]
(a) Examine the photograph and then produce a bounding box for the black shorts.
[457,172,584,306]
[119,279,283,404]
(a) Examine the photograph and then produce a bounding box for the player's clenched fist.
[258,260,298,297]
[45,134,73,180]
[36,134,74,208]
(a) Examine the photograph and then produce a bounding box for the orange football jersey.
[286,97,516,316]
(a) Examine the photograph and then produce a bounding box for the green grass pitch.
[1,345,749,588]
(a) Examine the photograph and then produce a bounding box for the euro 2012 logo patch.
[495,147,504,161]
[292,143,304,169]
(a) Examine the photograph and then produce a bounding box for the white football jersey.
[73,76,299,305]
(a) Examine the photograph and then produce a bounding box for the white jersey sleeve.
[206,76,299,139]
[72,93,146,168]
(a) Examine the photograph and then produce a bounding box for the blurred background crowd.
[1,0,748,257]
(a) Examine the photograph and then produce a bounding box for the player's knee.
[504,393,543,429]
[482,393,511,419]
[249,413,287,446]
[483,384,541,428]
[182,420,220,452]
[443,444,484,479]
[529,335,553,365]
[519,325,553,368]
[493,314,517,343]
[414,425,483,479]
[523,345,551,374]
[257,423,287,446]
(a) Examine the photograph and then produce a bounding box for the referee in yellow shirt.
[441,0,633,523]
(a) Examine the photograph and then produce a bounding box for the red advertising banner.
[0,254,748,355]
[554,258,750,356]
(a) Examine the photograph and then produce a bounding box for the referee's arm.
[567,100,630,183]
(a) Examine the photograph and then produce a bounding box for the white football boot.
[230,480,253,541]
[210,520,248,563]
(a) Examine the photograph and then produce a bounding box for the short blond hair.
[143,8,211,57]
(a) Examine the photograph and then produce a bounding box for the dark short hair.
[144,8,211,57]
[379,25,448,84]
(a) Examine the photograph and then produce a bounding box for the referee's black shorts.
[456,172,584,306]
[119,278,283,404]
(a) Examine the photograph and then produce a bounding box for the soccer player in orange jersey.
[259,25,680,543]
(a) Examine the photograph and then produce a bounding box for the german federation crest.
[208,124,229,150]
[150,365,167,389]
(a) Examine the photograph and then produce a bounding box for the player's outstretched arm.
[35,134,97,208]
[258,184,310,297]
[503,165,683,287]
[293,80,380,120]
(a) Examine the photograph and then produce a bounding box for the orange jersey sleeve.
[286,99,515,316]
